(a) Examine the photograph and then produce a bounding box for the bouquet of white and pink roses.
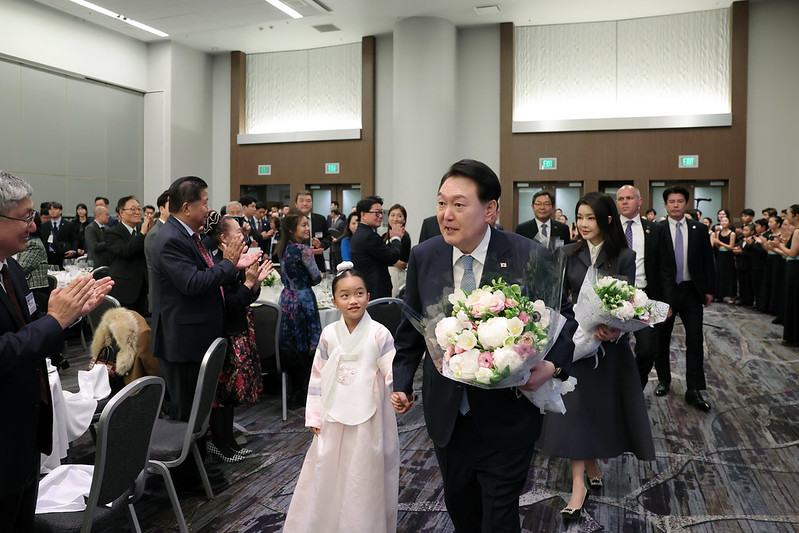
[428,279,575,413]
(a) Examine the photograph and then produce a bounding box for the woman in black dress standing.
[765,216,786,321]
[712,216,737,303]
[774,205,799,344]
[538,192,654,522]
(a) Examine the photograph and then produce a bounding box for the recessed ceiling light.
[67,0,168,37]
[265,0,303,19]
[474,5,502,16]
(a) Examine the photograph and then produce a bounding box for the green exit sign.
[325,162,340,174]
[678,155,699,168]
[257,164,271,176]
[539,157,557,170]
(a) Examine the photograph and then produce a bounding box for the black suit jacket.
[515,218,571,246]
[563,243,636,301]
[41,218,78,266]
[305,212,331,272]
[659,218,716,302]
[0,258,62,498]
[639,218,675,305]
[349,223,401,299]
[150,216,237,363]
[393,228,577,449]
[105,223,148,305]
[418,215,441,243]
[84,221,110,266]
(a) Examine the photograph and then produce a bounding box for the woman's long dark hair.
[273,208,306,259]
[568,192,627,261]
[343,212,359,239]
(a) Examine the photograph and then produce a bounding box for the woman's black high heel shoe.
[560,489,589,522]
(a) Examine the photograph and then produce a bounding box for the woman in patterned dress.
[275,208,323,407]
[205,211,273,461]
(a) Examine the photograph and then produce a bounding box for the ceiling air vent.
[312,24,340,33]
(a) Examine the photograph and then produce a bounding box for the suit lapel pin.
[500,262,507,268]
[645,228,651,234]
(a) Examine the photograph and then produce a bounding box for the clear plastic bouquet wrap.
[572,265,670,360]
[404,248,577,414]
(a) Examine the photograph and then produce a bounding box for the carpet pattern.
[59,303,799,532]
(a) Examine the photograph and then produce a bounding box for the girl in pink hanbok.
[283,263,399,533]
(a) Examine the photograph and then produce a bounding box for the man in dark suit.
[515,190,571,248]
[150,176,259,422]
[40,201,78,268]
[94,197,119,227]
[655,185,715,412]
[392,160,577,532]
[294,190,331,272]
[349,195,405,299]
[616,185,676,390]
[106,196,154,316]
[144,191,169,316]
[239,196,268,250]
[84,204,111,266]
[418,214,441,243]
[0,171,112,533]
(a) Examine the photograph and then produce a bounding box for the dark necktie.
[459,255,476,415]
[675,221,685,284]
[193,233,225,302]
[2,264,49,405]
[626,220,634,248]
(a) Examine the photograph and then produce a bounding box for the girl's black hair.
[331,267,368,294]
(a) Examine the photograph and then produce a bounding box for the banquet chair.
[367,297,405,336]
[86,294,121,335]
[252,302,288,421]
[147,338,227,533]
[91,265,109,280]
[34,376,165,533]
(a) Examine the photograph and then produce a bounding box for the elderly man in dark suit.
[615,185,676,390]
[515,190,571,248]
[150,176,259,423]
[40,201,78,268]
[0,171,112,533]
[106,195,154,316]
[655,185,716,412]
[392,160,577,533]
[349,195,405,299]
[84,204,111,267]
[294,190,331,272]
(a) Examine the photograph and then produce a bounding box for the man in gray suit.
[84,205,110,266]
[144,191,169,315]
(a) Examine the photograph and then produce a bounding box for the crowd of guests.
[4,161,797,532]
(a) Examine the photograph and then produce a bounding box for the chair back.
[47,274,57,291]
[187,338,228,441]
[366,297,404,336]
[87,294,121,333]
[85,376,164,517]
[91,266,110,280]
[252,302,282,374]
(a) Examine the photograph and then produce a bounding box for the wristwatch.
[552,366,569,381]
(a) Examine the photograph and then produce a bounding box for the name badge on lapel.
[26,292,36,315]
[500,262,507,268]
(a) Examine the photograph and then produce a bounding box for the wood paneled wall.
[499,1,749,227]
[229,37,376,202]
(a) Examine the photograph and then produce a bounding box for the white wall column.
[392,17,457,239]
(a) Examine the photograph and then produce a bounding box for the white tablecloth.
[256,284,341,329]
[41,363,111,474]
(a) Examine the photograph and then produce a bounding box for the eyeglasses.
[0,210,37,224]
[533,202,552,208]
[366,211,384,216]
[121,207,143,213]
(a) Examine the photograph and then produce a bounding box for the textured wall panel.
[245,43,361,134]
[515,21,616,121]
[514,8,730,123]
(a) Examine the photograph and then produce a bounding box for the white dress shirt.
[535,218,550,246]
[667,216,691,282]
[620,214,646,289]
[586,240,604,266]
[452,225,492,291]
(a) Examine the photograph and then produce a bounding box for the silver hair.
[227,201,243,211]
[0,171,34,215]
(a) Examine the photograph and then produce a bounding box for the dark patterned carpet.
[58,302,799,532]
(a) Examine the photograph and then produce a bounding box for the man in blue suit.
[392,160,577,533]
[0,171,112,532]
[150,176,260,422]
